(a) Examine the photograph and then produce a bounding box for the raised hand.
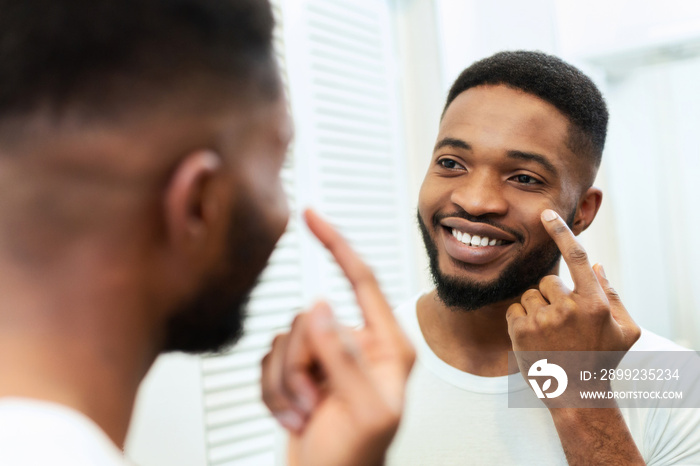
[261,209,415,466]
[506,209,641,355]
[506,210,646,464]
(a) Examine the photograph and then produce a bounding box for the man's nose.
[449,171,508,217]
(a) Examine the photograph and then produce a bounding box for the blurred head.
[0,0,290,353]
[418,51,607,311]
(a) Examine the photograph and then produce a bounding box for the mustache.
[430,208,525,243]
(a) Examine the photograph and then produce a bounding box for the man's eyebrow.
[507,150,558,177]
[434,137,471,152]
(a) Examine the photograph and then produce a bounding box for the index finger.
[303,208,395,331]
[540,209,599,294]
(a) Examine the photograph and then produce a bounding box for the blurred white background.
[126,1,700,464]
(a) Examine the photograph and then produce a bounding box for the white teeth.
[451,228,506,247]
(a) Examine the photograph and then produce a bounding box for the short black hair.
[0,0,277,121]
[444,51,608,167]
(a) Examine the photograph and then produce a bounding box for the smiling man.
[386,51,700,465]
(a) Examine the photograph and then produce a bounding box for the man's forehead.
[437,84,574,160]
[441,85,570,132]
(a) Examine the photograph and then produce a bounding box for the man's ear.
[163,150,224,256]
[571,186,603,236]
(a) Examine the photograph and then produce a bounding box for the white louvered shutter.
[284,0,416,323]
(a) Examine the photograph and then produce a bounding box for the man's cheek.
[269,185,289,241]
[253,177,289,242]
[417,178,441,215]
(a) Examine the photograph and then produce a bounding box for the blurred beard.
[163,202,280,354]
[417,208,573,312]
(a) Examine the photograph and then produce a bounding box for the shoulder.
[623,328,696,381]
[393,290,427,344]
[630,328,692,352]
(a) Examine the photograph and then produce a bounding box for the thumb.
[594,264,639,336]
[593,264,622,306]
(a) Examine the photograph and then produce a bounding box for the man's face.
[164,94,292,353]
[418,84,588,311]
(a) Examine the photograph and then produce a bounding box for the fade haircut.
[444,51,608,167]
[0,0,278,125]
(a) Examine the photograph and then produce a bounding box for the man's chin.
[441,256,509,281]
[162,286,250,355]
[430,247,560,312]
[446,279,501,294]
[432,271,518,312]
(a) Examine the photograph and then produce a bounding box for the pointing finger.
[303,208,395,333]
[541,209,599,295]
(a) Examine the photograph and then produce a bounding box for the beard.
[417,208,573,312]
[163,200,281,355]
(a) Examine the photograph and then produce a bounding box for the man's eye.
[439,159,461,170]
[513,174,541,185]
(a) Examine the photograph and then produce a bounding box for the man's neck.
[0,260,161,448]
[416,289,520,377]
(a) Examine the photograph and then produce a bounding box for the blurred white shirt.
[0,398,132,466]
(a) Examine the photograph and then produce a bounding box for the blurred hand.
[261,209,415,466]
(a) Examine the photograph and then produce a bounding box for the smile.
[451,228,506,247]
[439,221,516,266]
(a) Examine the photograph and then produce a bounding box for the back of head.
[0,0,279,261]
[444,51,608,169]
[0,0,277,126]
[0,0,290,361]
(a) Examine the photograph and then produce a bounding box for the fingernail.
[598,264,607,279]
[338,327,360,358]
[201,151,222,170]
[542,209,558,221]
[311,301,334,331]
[274,410,304,431]
[295,390,316,413]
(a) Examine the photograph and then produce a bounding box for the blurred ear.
[571,186,602,236]
[163,150,224,258]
